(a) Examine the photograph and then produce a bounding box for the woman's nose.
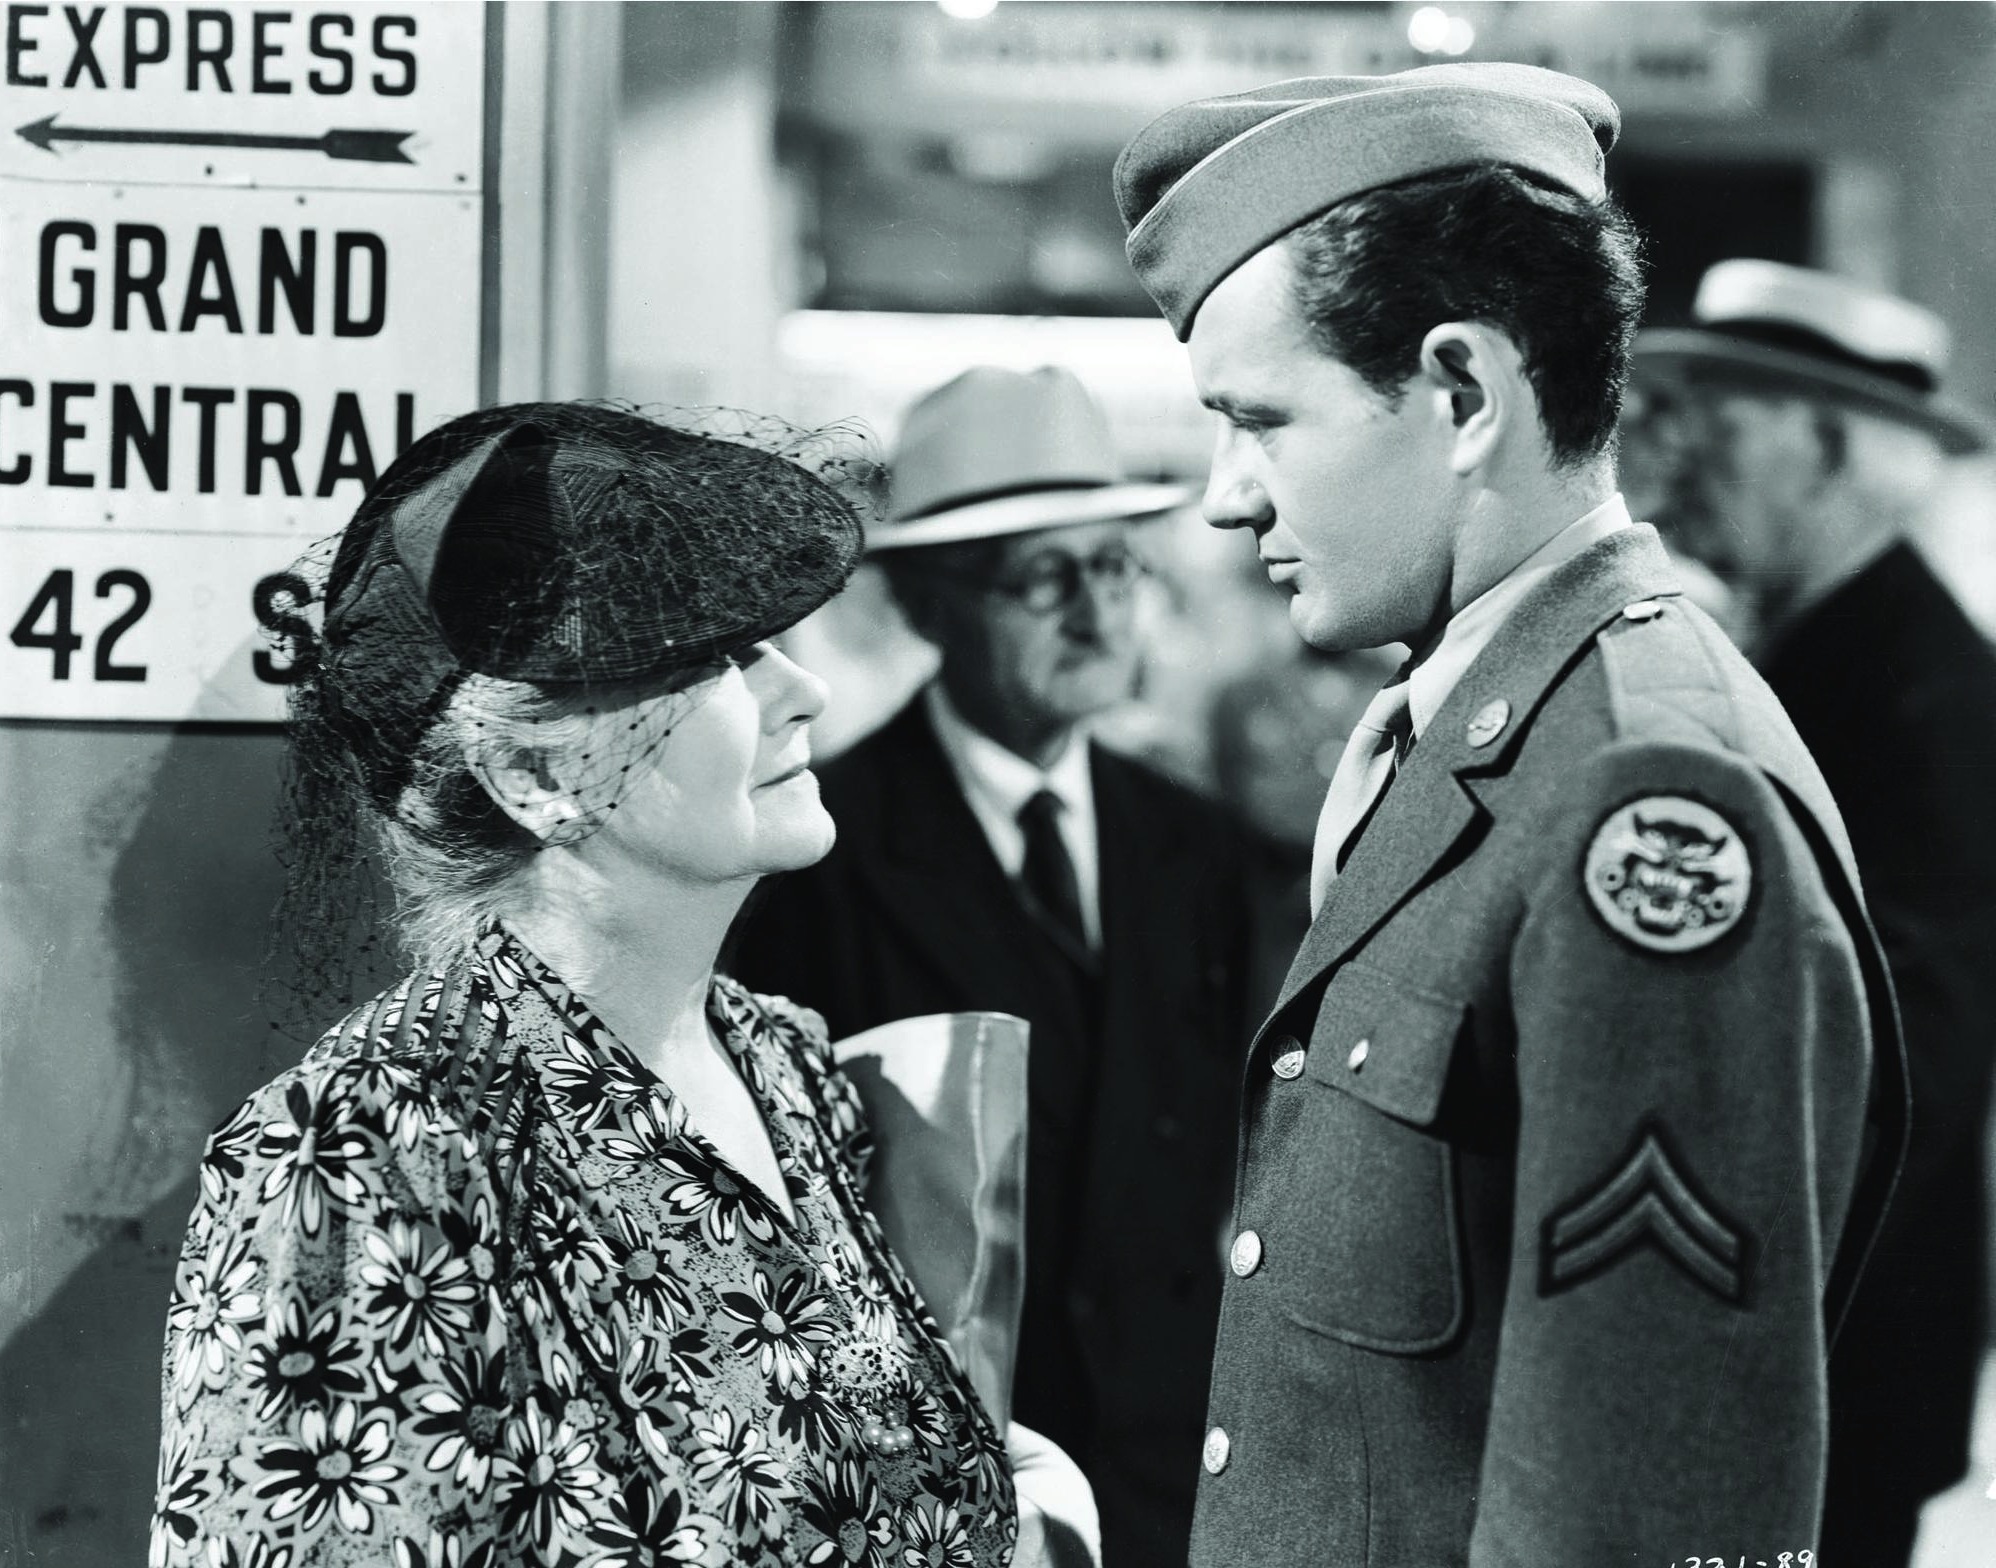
[761,644,828,728]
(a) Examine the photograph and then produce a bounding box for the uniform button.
[1270,1038,1306,1080]
[1203,1426,1231,1475]
[1229,1229,1263,1277]
[1465,697,1511,748]
[1154,1113,1182,1142]
[1622,598,1664,621]
[1348,1038,1370,1071]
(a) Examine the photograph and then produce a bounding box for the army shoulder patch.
[1584,794,1752,954]
[1540,1124,1752,1306]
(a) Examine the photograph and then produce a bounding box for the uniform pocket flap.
[1306,963,1466,1126]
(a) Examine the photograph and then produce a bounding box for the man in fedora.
[1112,64,1907,1561]
[1635,261,1996,1568]
[731,366,1267,1568]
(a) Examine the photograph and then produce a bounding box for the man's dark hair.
[1285,165,1646,469]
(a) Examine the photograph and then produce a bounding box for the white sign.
[900,6,1766,118]
[1,0,487,721]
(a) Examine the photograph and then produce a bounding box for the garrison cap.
[1114,63,1621,339]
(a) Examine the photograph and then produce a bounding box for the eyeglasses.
[936,547,1152,615]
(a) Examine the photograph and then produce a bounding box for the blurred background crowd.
[7,3,1996,1561]
[610,0,1996,799]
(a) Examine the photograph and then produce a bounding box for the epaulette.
[1595,595,1744,756]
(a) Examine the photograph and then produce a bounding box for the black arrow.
[16,115,413,164]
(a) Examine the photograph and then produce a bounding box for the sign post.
[0,0,489,721]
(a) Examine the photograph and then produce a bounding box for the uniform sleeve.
[1469,740,1873,1566]
[152,1052,514,1567]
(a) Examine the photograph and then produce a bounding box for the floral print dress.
[152,929,1017,1568]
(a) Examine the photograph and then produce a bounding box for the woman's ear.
[469,744,585,844]
[1418,322,1514,475]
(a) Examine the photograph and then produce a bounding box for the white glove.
[1007,1421,1101,1568]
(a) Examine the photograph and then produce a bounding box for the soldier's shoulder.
[1516,600,1854,939]
[1586,593,1781,758]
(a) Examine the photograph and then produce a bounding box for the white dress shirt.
[924,682,1102,949]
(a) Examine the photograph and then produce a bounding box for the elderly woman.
[151,405,1046,1566]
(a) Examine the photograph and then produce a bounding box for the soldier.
[1112,64,1907,1562]
[1636,261,1996,1568]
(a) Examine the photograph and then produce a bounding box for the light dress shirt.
[1404,493,1634,738]
[924,681,1102,949]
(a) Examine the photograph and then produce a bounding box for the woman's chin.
[758,801,837,874]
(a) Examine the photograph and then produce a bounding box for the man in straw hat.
[1634,260,1996,1568]
[732,366,1268,1568]
[1112,63,1908,1561]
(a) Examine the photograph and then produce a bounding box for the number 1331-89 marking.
[1671,1555,1813,1568]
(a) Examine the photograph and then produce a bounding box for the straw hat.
[870,367,1192,552]
[1634,260,1990,456]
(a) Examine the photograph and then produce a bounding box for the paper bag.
[833,1011,1028,1429]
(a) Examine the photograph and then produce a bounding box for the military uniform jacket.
[1192,525,1906,1568]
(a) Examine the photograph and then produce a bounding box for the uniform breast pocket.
[1269,962,1469,1354]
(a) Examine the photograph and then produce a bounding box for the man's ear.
[469,745,585,844]
[1418,322,1517,474]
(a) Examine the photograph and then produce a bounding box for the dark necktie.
[1017,790,1089,956]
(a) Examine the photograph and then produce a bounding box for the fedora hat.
[1635,259,1991,456]
[870,366,1193,552]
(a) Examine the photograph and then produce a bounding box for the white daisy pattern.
[151,931,1014,1566]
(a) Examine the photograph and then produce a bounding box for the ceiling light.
[1407,7,1453,53]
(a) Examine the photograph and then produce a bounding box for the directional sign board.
[1,1,488,720]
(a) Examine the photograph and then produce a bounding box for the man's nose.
[1060,572,1111,639]
[1202,441,1272,533]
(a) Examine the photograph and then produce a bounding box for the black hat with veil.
[273,400,869,1028]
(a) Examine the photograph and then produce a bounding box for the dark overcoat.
[728,696,1264,1568]
[1761,543,1996,1533]
[1191,525,1907,1567]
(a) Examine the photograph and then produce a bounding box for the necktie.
[1309,681,1414,917]
[1017,790,1089,955]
